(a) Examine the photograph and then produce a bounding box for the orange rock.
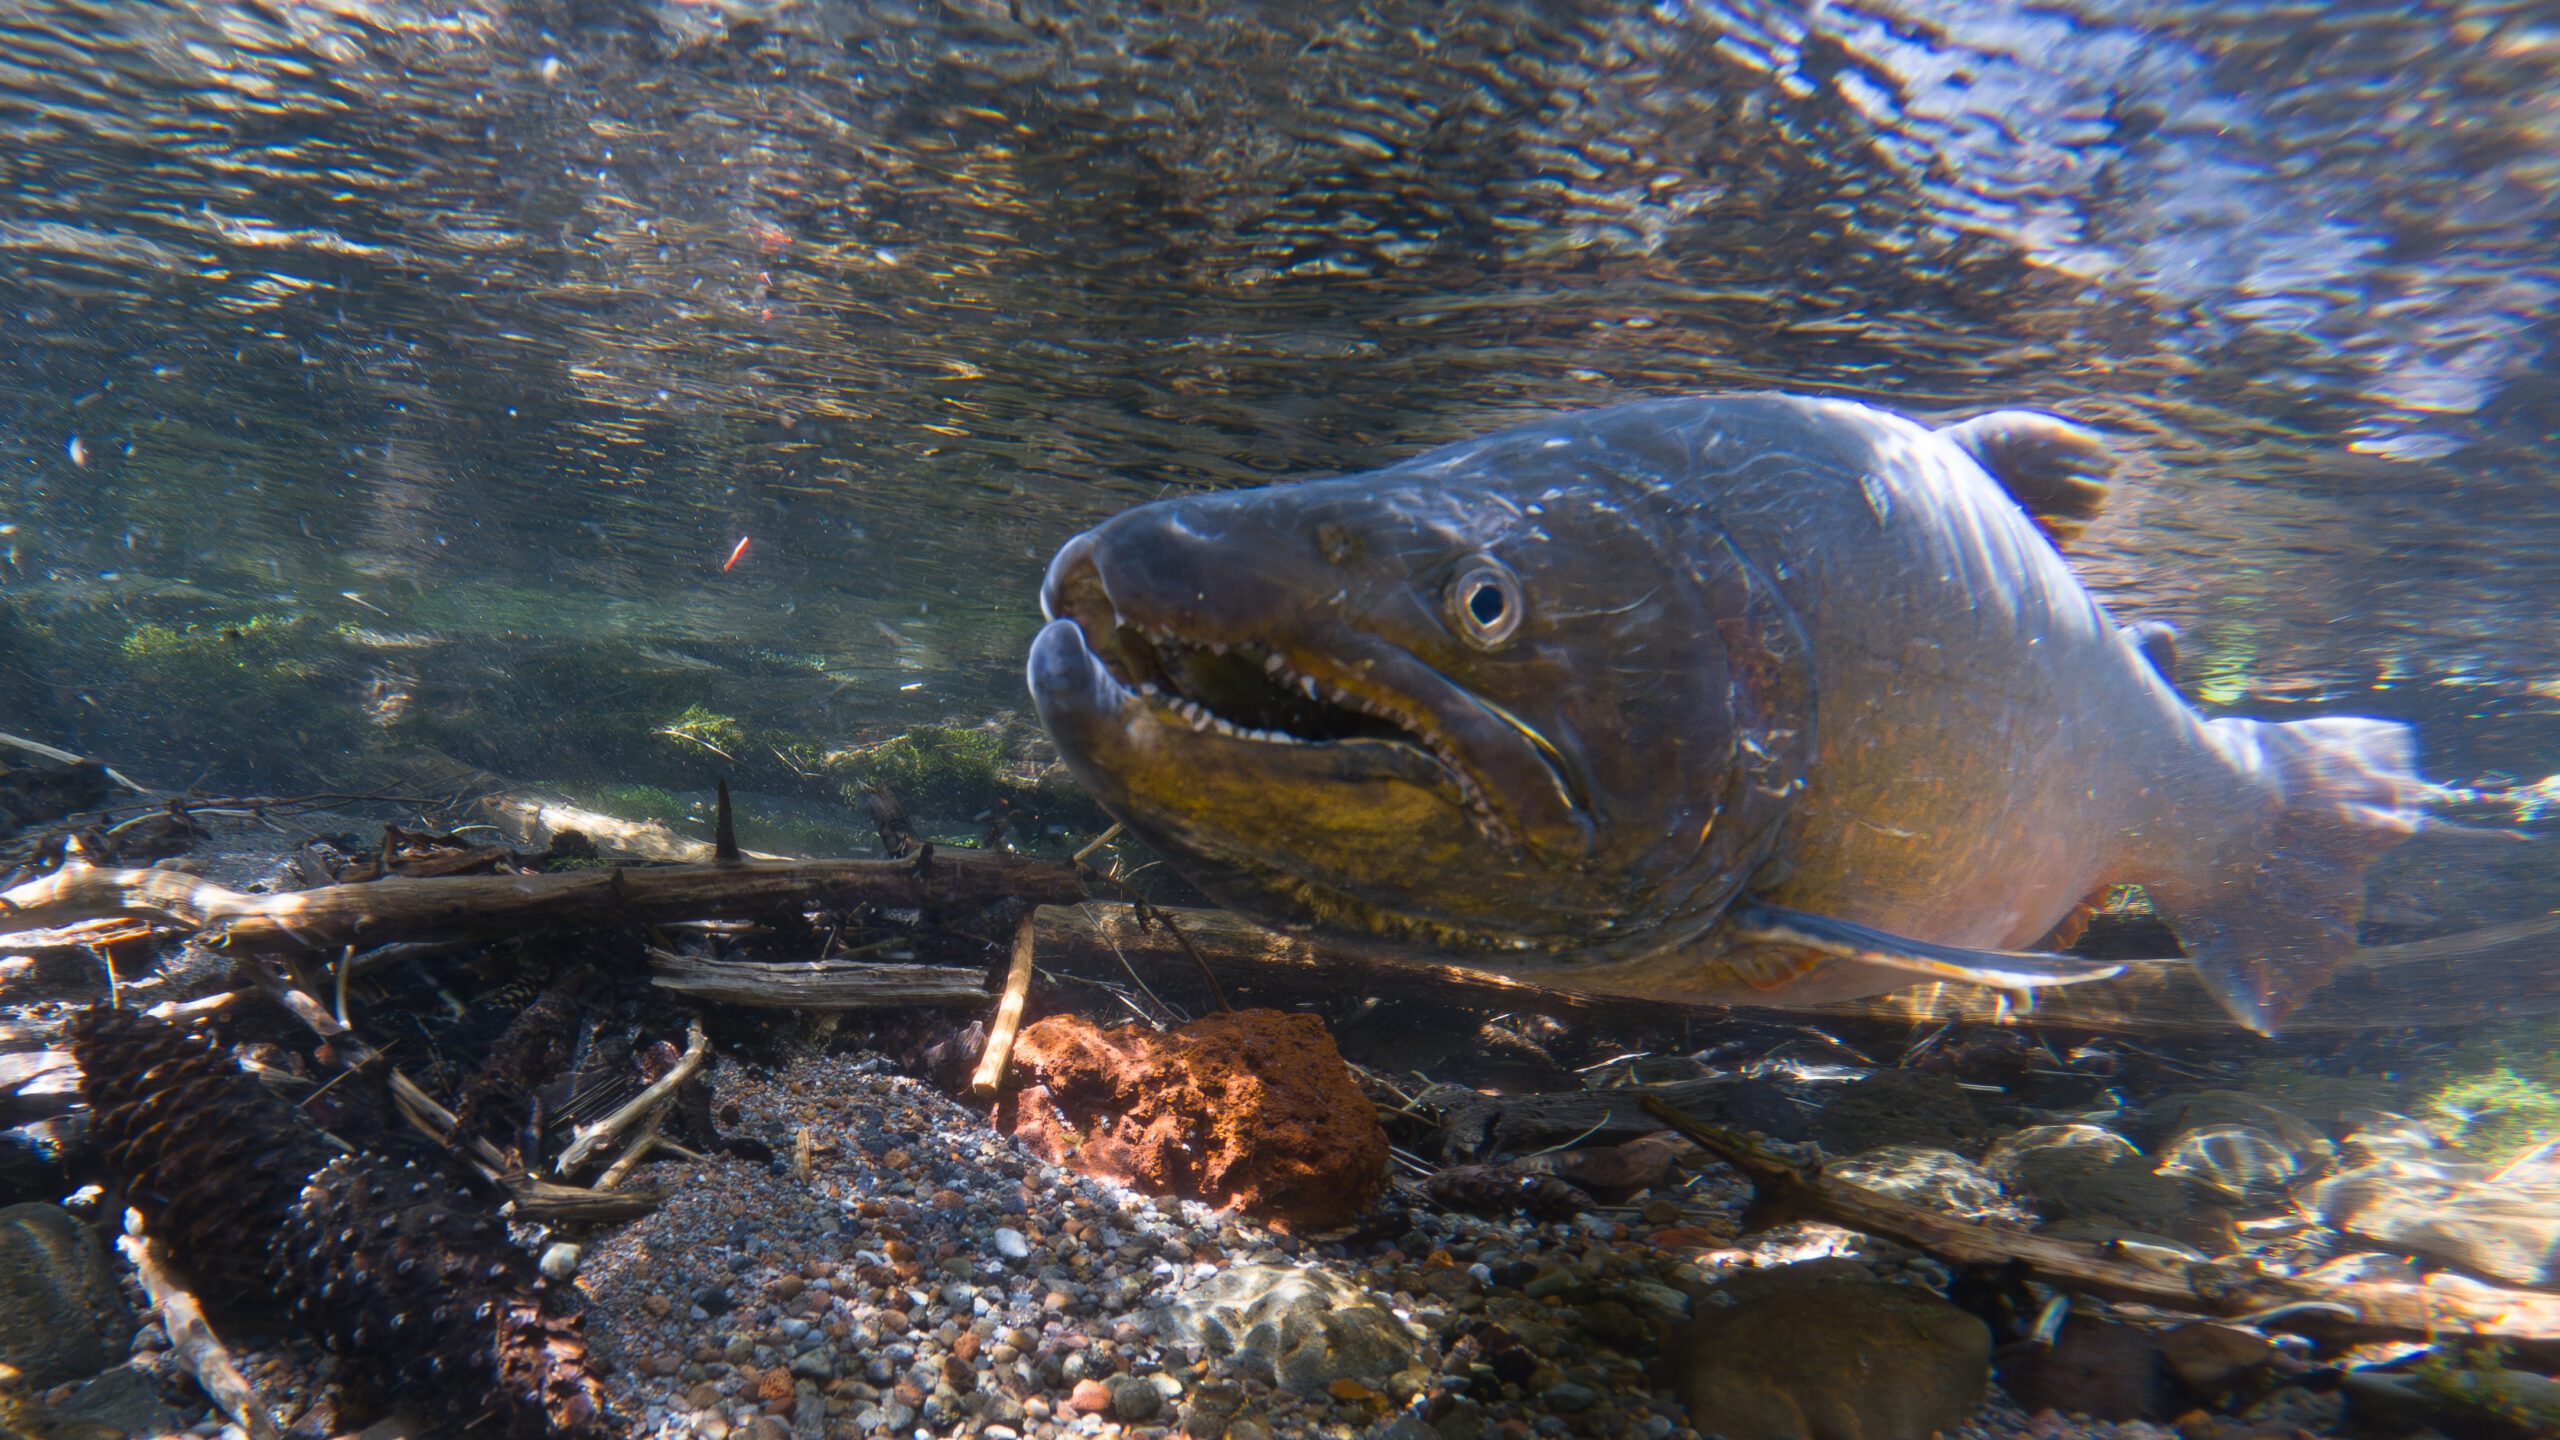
[1068,1377,1114,1414]
[999,1008,1388,1230]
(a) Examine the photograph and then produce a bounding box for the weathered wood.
[1032,902,2560,1035]
[120,1211,281,1440]
[1639,1096,2560,1345]
[969,913,1040,1099]
[0,851,1084,955]
[477,796,786,863]
[505,1174,667,1224]
[647,951,992,1009]
[556,1021,708,1174]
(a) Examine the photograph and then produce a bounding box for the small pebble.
[538,1242,581,1281]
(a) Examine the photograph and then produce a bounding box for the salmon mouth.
[1032,613,1517,841]
[1032,536,1586,850]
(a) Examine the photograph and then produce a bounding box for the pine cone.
[69,1004,334,1302]
[279,1154,608,1439]
[69,1007,611,1438]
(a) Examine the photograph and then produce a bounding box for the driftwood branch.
[597,1111,666,1192]
[1638,1096,2560,1344]
[508,1175,667,1224]
[970,912,1039,1100]
[119,1210,281,1440]
[477,796,784,863]
[0,850,1082,955]
[647,950,990,1008]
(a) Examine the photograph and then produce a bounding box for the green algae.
[824,723,1007,816]
[587,783,685,823]
[2410,1343,2560,1439]
[2423,1064,2560,1164]
[656,704,748,762]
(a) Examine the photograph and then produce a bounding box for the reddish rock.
[1000,1008,1388,1230]
[1068,1377,1115,1414]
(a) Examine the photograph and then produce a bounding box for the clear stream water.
[0,0,2555,947]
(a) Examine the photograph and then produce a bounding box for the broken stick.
[556,1020,709,1174]
[1638,1095,2560,1344]
[969,912,1039,1100]
[119,1210,281,1440]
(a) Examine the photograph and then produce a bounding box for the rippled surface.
[0,0,2555,791]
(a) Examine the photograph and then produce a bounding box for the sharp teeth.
[1264,653,1286,674]
[1300,675,1319,698]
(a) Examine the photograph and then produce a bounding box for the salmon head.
[1026,435,1816,962]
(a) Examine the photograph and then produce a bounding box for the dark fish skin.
[1027,393,2427,1032]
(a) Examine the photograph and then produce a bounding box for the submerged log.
[1639,1095,2560,1347]
[0,850,1082,955]
[1031,902,2560,1034]
[647,950,992,1009]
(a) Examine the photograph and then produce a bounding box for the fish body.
[1027,394,2424,1031]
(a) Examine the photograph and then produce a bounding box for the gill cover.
[1629,515,1817,948]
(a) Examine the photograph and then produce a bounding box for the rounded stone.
[1661,1267,1990,1440]
[1105,1373,1163,1422]
[0,1203,132,1388]
[1150,1263,1417,1397]
[1823,1146,2007,1219]
[538,1242,582,1281]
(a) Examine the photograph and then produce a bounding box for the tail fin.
[2158,716,2426,1033]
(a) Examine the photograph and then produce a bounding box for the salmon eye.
[1450,561,1522,647]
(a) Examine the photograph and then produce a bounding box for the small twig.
[1525,1113,1616,1157]
[1074,903,1182,1027]
[332,944,353,1029]
[386,1068,510,1176]
[142,990,243,1024]
[655,727,737,763]
[1071,858,1231,1013]
[1069,822,1125,866]
[970,912,1039,1100]
[597,1110,666,1191]
[556,1020,709,1173]
[120,1210,281,1440]
[1137,898,1234,1013]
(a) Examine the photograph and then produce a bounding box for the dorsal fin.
[1939,410,2115,547]
[2124,619,2181,689]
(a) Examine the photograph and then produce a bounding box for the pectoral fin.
[1727,901,2128,990]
